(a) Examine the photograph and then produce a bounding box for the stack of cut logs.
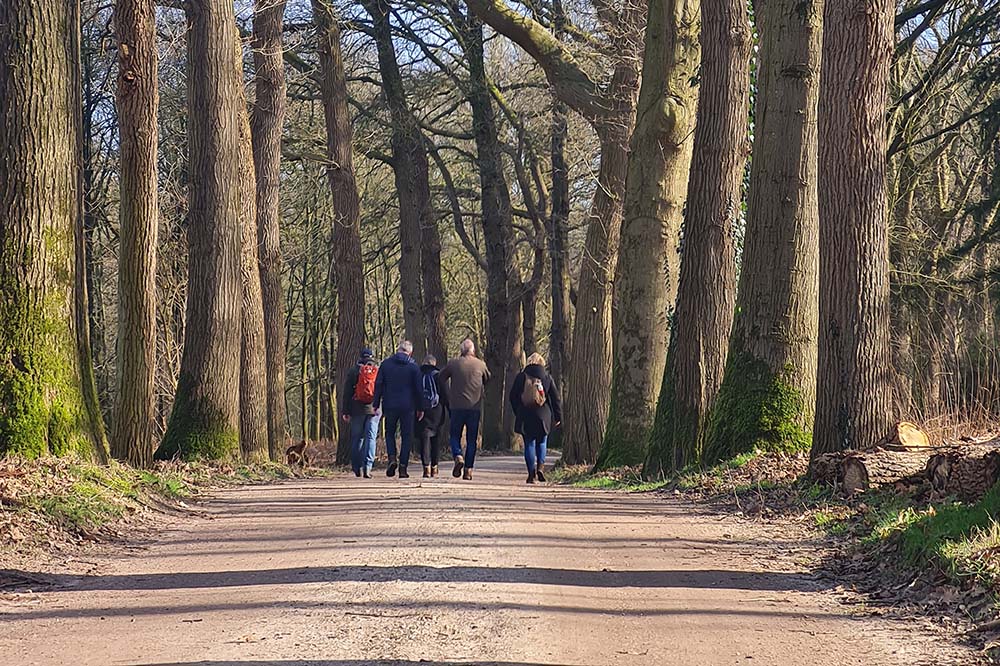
[810,422,1000,500]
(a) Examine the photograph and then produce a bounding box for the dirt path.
[0,456,977,666]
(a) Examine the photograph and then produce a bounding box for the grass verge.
[0,457,321,563]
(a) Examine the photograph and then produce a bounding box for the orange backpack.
[354,364,378,404]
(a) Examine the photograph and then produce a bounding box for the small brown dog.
[285,439,309,467]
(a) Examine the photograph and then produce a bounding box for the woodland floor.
[0,456,983,666]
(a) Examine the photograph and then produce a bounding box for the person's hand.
[553,421,561,428]
[342,414,351,423]
[416,411,424,421]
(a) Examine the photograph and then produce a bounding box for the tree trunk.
[810,0,895,458]
[562,119,635,465]
[703,0,823,464]
[81,37,111,412]
[363,0,428,360]
[644,0,752,477]
[251,0,288,461]
[421,211,448,365]
[598,0,701,469]
[237,40,270,465]
[111,0,159,468]
[314,0,366,465]
[0,1,108,460]
[548,98,572,389]
[463,15,521,451]
[464,0,644,465]
[156,0,242,461]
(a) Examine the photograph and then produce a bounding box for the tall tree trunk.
[703,0,823,464]
[644,0,752,477]
[548,98,572,389]
[464,0,644,465]
[421,210,447,365]
[363,0,428,360]
[156,0,242,461]
[598,0,701,469]
[81,38,110,410]
[237,40,270,465]
[111,0,159,467]
[462,15,521,450]
[0,1,108,460]
[251,0,288,460]
[561,119,635,465]
[811,0,895,457]
[314,0,366,465]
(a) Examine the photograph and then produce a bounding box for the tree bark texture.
[599,0,701,469]
[251,0,288,460]
[314,0,367,464]
[0,1,108,460]
[703,0,823,464]
[548,98,573,389]
[237,41,270,465]
[465,0,644,465]
[811,0,895,457]
[156,0,242,461]
[562,119,636,465]
[364,0,429,360]
[464,16,521,450]
[111,0,159,468]
[421,202,447,365]
[644,0,752,477]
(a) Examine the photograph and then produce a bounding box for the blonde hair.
[526,352,546,367]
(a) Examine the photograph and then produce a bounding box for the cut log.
[880,421,931,451]
[811,447,932,495]
[926,446,1000,501]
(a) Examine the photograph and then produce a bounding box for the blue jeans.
[383,409,414,467]
[524,435,548,473]
[450,408,481,469]
[349,414,380,474]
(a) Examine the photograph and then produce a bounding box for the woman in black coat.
[415,355,448,477]
[509,353,562,483]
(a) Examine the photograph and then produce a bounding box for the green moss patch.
[703,352,812,464]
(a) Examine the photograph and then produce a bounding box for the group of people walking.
[341,338,561,484]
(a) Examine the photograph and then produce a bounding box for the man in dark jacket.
[415,355,448,478]
[509,353,562,484]
[341,347,380,478]
[373,340,424,478]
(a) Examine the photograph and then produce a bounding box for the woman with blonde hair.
[509,352,562,483]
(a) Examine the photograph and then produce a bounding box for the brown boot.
[431,465,439,477]
[463,468,473,481]
[536,464,546,483]
[423,466,431,478]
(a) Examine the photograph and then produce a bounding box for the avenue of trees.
[0,0,997,476]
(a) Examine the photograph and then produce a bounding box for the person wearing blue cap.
[341,346,380,478]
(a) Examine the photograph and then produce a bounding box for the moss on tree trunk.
[0,2,108,460]
[703,350,812,464]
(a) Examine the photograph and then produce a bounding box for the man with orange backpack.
[341,347,380,478]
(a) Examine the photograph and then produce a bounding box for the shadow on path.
[0,565,819,594]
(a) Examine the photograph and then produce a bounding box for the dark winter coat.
[509,364,562,442]
[341,358,378,417]
[373,352,424,413]
[415,364,449,436]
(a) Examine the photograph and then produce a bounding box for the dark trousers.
[449,408,481,469]
[420,428,441,468]
[383,409,414,468]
